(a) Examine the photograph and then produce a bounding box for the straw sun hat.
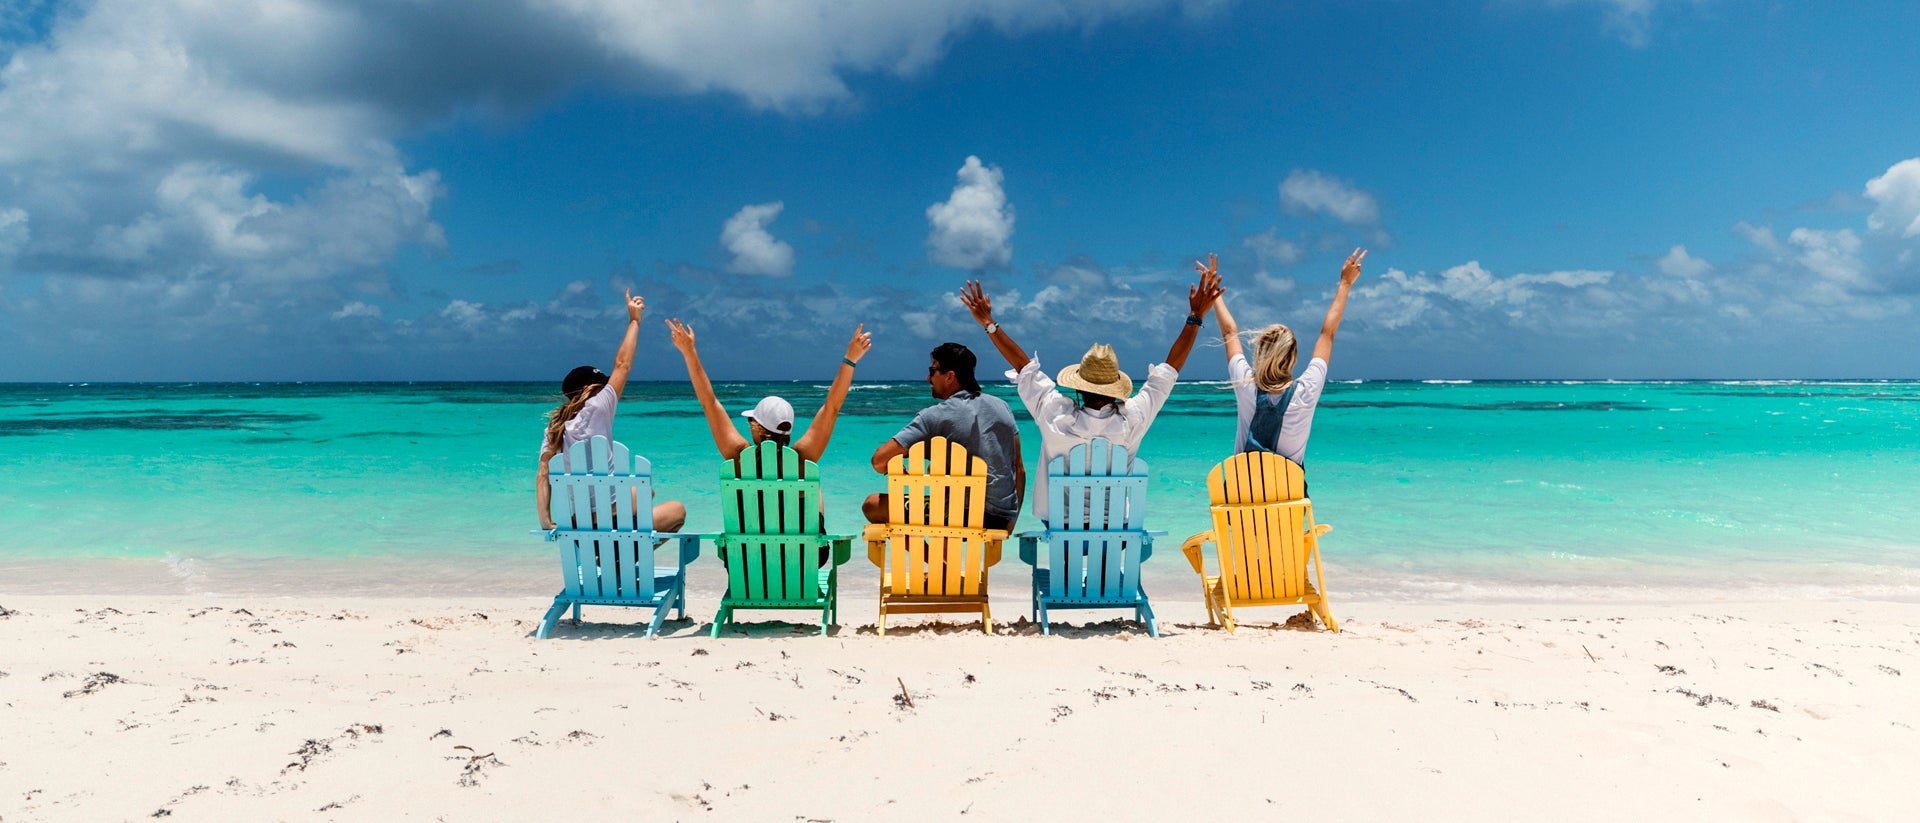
[1055,344,1133,399]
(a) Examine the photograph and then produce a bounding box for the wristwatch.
[983,322,1000,334]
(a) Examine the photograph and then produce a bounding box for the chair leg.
[537,600,569,640]
[571,603,582,623]
[710,605,728,639]
[1139,599,1160,638]
[1038,601,1050,636]
[646,603,669,639]
[1311,598,1339,633]
[982,602,993,635]
[877,600,886,637]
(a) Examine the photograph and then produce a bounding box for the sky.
[1,0,1918,382]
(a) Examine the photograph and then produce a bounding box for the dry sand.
[1,590,1915,821]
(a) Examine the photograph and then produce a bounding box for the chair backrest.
[878,436,996,597]
[1042,438,1151,602]
[1205,452,1313,603]
[718,441,829,602]
[547,436,659,601]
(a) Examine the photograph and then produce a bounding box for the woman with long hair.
[663,319,873,462]
[535,289,687,532]
[1213,248,1366,464]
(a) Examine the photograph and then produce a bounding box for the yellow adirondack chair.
[1179,452,1338,632]
[863,436,1010,634]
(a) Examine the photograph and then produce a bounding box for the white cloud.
[0,207,26,260]
[330,301,382,321]
[1657,244,1711,278]
[542,0,1213,112]
[1866,157,1920,238]
[1352,261,1614,329]
[926,155,1014,271]
[1538,0,1660,47]
[1279,168,1380,227]
[721,201,796,277]
[1243,227,1304,267]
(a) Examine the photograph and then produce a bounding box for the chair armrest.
[864,523,889,567]
[1139,530,1167,563]
[982,529,1010,567]
[1016,531,1046,567]
[1179,531,1214,575]
[530,528,559,542]
[827,536,855,567]
[653,531,709,566]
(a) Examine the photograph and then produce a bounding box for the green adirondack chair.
[710,441,854,636]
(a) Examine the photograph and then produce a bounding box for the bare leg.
[862,493,889,524]
[653,500,687,532]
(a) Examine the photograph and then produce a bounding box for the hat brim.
[1056,364,1132,399]
[740,410,793,433]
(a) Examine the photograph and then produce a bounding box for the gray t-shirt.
[892,390,1021,520]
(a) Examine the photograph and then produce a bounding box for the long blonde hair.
[1250,324,1298,393]
[543,384,604,457]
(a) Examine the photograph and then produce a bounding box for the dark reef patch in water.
[0,411,320,435]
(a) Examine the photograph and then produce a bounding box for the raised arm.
[959,281,1029,372]
[666,318,751,460]
[1164,256,1223,372]
[605,290,645,398]
[1212,262,1244,363]
[792,324,873,463]
[535,449,556,530]
[1313,248,1366,363]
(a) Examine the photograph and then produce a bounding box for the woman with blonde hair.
[535,289,687,533]
[1213,248,1366,463]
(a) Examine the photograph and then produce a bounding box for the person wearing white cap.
[664,319,874,463]
[957,263,1222,525]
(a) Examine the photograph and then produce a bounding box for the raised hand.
[626,289,646,323]
[1189,258,1223,315]
[844,323,873,364]
[1194,252,1218,280]
[1340,248,1367,286]
[664,318,696,355]
[958,280,994,328]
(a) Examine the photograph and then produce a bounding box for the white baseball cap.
[741,396,795,434]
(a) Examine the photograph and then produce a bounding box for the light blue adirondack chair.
[535,435,701,639]
[1016,438,1163,636]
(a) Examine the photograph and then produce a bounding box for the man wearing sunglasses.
[863,342,1024,531]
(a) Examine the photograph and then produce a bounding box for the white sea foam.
[1423,379,1472,384]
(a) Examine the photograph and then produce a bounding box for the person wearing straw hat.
[957,263,1223,525]
[663,319,874,463]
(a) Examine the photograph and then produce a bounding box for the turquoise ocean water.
[1,380,1916,601]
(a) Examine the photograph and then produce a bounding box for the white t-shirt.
[1230,355,1327,464]
[541,387,619,471]
[1008,355,1179,524]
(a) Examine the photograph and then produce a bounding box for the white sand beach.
[2,590,1914,821]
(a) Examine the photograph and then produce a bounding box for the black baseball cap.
[562,365,609,398]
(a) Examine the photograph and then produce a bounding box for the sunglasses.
[927,365,949,375]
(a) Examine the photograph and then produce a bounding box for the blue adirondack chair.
[535,435,701,639]
[1016,438,1163,636]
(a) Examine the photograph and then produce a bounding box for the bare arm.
[535,451,556,530]
[871,438,908,473]
[958,281,1028,372]
[665,318,751,460]
[1010,430,1026,522]
[1165,255,1223,372]
[793,325,873,462]
[604,290,645,398]
[1213,294,1243,363]
[1313,248,1366,363]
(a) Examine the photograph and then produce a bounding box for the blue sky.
[1,0,1917,381]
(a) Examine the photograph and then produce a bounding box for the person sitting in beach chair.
[956,264,1221,526]
[665,319,873,463]
[536,289,686,533]
[1215,248,1366,466]
[862,343,1024,531]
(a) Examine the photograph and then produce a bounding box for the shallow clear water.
[1,380,1916,600]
